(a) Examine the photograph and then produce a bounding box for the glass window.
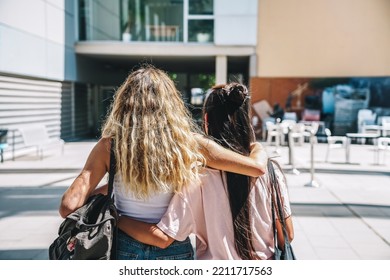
[121,0,183,42]
[78,0,215,43]
[188,20,214,43]
[189,0,213,15]
[78,0,87,40]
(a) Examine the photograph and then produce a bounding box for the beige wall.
[257,0,390,77]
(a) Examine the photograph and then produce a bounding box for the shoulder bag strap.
[107,139,118,260]
[107,139,116,201]
[268,159,289,247]
[271,188,278,249]
[273,179,290,243]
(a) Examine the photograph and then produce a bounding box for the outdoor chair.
[279,120,296,145]
[381,117,390,137]
[302,122,319,143]
[324,128,348,162]
[19,125,64,160]
[266,121,281,147]
[373,137,390,165]
[289,123,305,146]
[358,109,376,133]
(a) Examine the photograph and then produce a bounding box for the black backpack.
[49,142,117,260]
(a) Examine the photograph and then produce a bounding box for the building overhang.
[75,41,256,58]
[74,42,255,74]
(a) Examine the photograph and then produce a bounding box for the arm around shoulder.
[195,133,267,177]
[249,142,268,175]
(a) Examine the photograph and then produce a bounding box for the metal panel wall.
[74,83,90,139]
[0,75,66,160]
[60,82,73,140]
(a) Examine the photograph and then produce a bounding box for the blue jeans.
[117,230,194,260]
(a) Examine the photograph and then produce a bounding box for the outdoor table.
[345,133,381,163]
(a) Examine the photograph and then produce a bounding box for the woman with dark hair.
[119,82,294,260]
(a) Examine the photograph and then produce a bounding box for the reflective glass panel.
[121,0,184,42]
[188,20,214,43]
[189,0,213,15]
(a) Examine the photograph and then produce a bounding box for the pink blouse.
[157,166,292,260]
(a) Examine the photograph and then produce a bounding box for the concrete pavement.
[0,139,389,260]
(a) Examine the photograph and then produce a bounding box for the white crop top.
[113,174,174,223]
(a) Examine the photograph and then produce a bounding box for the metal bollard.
[287,126,300,175]
[304,129,320,188]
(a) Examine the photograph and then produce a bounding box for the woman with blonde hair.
[59,66,267,259]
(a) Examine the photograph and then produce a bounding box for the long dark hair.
[202,83,257,259]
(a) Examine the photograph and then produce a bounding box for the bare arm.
[91,183,108,196]
[118,216,174,249]
[195,133,267,177]
[59,138,110,218]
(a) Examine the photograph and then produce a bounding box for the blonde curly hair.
[102,65,204,198]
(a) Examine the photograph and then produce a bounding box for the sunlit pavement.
[0,140,389,259]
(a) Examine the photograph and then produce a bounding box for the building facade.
[250,0,390,136]
[0,0,258,160]
[1,0,389,159]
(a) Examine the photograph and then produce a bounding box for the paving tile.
[314,248,359,260]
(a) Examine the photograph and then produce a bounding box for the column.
[249,54,257,77]
[215,55,227,85]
